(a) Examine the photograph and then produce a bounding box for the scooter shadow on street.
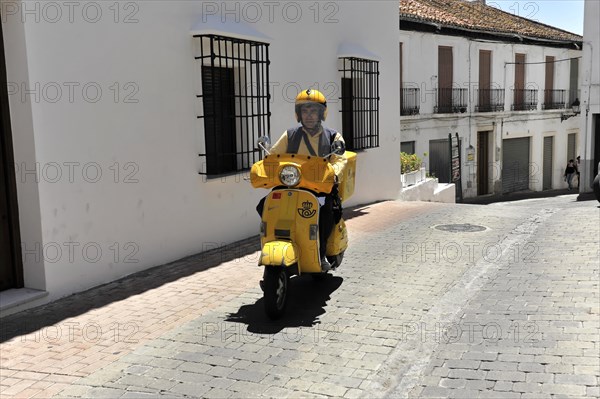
[225,275,343,335]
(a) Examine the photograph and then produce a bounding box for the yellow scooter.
[250,137,356,319]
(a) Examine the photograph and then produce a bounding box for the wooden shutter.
[545,56,554,105]
[479,50,491,109]
[438,46,453,111]
[514,53,525,106]
[569,58,579,103]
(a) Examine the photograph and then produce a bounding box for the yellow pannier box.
[338,151,356,202]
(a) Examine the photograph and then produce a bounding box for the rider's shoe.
[321,257,332,271]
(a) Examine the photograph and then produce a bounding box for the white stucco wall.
[400,29,582,197]
[580,0,600,191]
[2,0,400,303]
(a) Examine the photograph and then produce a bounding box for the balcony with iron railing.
[542,89,567,110]
[435,88,468,114]
[511,89,538,111]
[475,89,505,112]
[401,88,420,116]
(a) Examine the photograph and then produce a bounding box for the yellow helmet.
[295,89,328,122]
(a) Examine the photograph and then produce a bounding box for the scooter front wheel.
[263,267,288,319]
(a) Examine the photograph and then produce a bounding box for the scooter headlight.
[279,165,301,187]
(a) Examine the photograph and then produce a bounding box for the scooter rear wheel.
[263,267,288,319]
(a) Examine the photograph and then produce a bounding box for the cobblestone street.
[1,195,598,398]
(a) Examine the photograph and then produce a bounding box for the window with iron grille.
[339,57,379,151]
[194,35,270,176]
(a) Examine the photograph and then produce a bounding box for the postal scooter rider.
[257,89,346,271]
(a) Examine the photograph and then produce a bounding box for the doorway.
[477,131,491,195]
[0,20,23,291]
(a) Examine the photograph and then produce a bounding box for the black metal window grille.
[542,89,567,110]
[512,89,538,111]
[195,35,270,176]
[435,88,468,114]
[339,57,379,151]
[475,88,505,112]
[401,87,420,116]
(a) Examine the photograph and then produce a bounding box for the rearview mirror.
[257,136,271,154]
[257,136,271,148]
[330,140,345,156]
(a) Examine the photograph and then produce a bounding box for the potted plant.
[401,152,423,186]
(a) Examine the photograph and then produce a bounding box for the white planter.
[404,170,419,186]
[402,167,427,188]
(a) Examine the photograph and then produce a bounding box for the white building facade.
[0,1,400,314]
[579,0,600,192]
[400,1,583,199]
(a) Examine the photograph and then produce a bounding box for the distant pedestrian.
[575,155,581,189]
[564,159,576,190]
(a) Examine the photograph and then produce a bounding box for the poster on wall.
[449,132,463,202]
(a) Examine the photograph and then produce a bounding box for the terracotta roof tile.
[400,0,582,43]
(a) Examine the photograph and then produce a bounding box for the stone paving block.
[202,387,234,398]
[175,362,212,375]
[485,371,526,382]
[307,381,348,397]
[439,378,466,389]
[323,374,363,389]
[520,394,552,399]
[342,388,363,399]
[587,386,600,397]
[554,374,598,386]
[574,365,600,376]
[479,361,518,371]
[345,359,382,371]
[541,383,587,396]
[493,380,514,391]
[228,380,266,395]
[255,372,288,388]
[169,381,211,397]
[497,353,535,362]
[512,382,543,393]
[284,377,314,392]
[419,386,452,397]
[525,372,554,384]
[517,362,545,373]
[461,352,497,361]
[443,359,481,369]
[120,392,175,398]
[478,390,520,398]
[227,369,268,383]
[350,369,371,379]
[464,379,494,390]
[545,363,574,373]
[116,375,177,391]
[447,369,487,380]
[268,366,305,379]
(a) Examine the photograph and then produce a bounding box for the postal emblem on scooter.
[298,200,317,218]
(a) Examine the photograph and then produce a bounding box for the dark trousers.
[256,194,334,258]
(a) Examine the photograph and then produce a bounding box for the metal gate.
[502,137,530,193]
[543,136,553,190]
[429,139,450,183]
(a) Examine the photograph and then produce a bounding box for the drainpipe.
[582,40,593,192]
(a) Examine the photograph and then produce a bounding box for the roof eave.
[400,17,583,49]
